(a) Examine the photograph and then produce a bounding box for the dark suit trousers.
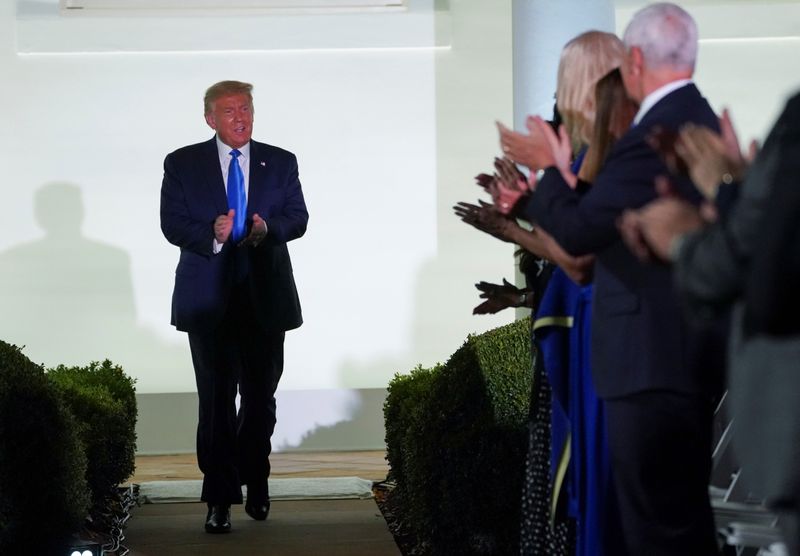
[604,390,718,556]
[188,288,285,505]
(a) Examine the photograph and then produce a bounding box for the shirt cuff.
[213,238,223,254]
[668,233,687,263]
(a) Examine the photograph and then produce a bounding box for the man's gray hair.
[623,2,698,72]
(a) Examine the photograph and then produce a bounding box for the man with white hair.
[524,3,724,554]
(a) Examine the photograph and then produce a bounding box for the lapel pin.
[260,161,266,167]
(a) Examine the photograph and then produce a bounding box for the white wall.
[4,0,797,452]
[0,0,515,404]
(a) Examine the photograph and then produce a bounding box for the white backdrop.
[0,0,516,401]
[2,0,799,451]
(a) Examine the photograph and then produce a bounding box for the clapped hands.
[618,177,713,262]
[488,156,531,214]
[215,209,235,243]
[473,278,530,315]
[239,213,268,247]
[496,117,557,172]
[675,109,755,200]
[527,115,578,188]
[648,109,757,201]
[214,210,268,247]
[453,199,516,242]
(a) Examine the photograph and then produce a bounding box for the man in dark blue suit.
[620,91,800,556]
[525,4,723,554]
[160,80,308,534]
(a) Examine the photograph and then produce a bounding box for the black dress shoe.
[205,504,232,533]
[245,500,270,521]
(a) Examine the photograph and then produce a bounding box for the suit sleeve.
[160,153,215,257]
[527,88,718,257]
[527,141,666,255]
[262,153,309,246]
[528,129,707,257]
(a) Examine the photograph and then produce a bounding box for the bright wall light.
[67,543,101,556]
[60,0,406,14]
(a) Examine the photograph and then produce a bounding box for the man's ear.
[204,113,216,130]
[630,46,644,75]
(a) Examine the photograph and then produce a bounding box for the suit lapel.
[202,137,228,215]
[248,141,273,215]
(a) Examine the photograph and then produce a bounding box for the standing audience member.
[516,4,723,554]
[619,91,800,555]
[160,80,308,534]
[524,67,636,556]
[458,31,634,556]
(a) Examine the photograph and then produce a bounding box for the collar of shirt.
[633,79,693,125]
[215,136,251,169]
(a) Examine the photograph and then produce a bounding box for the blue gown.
[536,149,621,555]
[533,254,620,556]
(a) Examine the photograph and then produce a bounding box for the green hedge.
[48,360,137,505]
[0,341,90,554]
[0,342,138,552]
[384,317,532,554]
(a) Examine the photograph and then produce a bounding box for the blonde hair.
[556,31,624,147]
[204,80,253,115]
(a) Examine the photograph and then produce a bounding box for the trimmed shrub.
[48,360,137,505]
[384,364,438,484]
[0,341,90,554]
[384,363,440,553]
[384,318,533,554]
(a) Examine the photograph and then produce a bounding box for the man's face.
[205,93,254,149]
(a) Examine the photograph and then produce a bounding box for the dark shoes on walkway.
[245,500,271,521]
[205,504,232,534]
[204,499,270,533]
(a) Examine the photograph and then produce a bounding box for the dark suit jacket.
[671,91,800,505]
[675,94,800,322]
[742,92,800,336]
[526,84,720,399]
[160,137,308,333]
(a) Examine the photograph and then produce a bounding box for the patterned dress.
[518,259,574,556]
[520,148,620,556]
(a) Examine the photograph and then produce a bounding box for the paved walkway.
[124,498,401,556]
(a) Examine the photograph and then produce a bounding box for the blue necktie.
[227,149,246,242]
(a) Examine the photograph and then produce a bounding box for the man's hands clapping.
[214,209,267,247]
[215,209,235,244]
[239,213,267,247]
[618,177,712,262]
[674,109,754,200]
[648,109,756,201]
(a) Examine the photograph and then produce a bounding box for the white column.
[512,0,616,130]
[511,0,615,310]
